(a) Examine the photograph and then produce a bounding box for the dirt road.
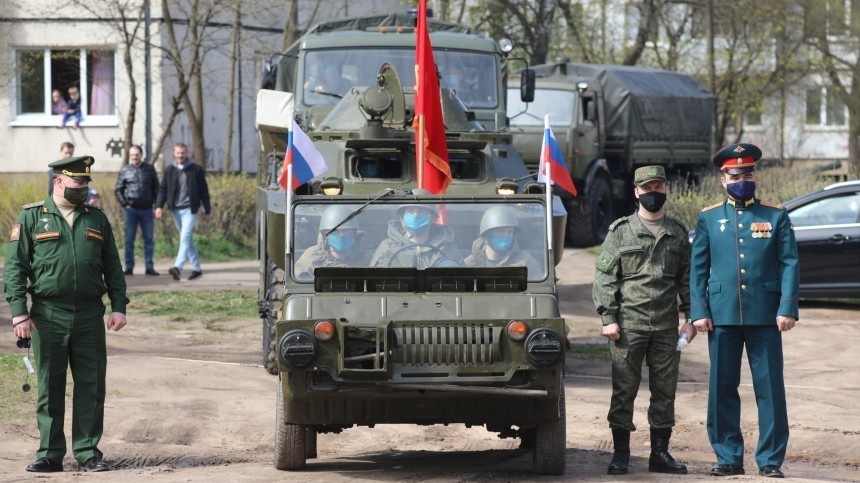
[1,252,858,481]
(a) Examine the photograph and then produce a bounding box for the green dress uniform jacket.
[592,213,691,432]
[690,197,799,469]
[4,197,127,465]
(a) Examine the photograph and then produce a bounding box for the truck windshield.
[507,88,577,126]
[303,49,498,109]
[292,200,548,282]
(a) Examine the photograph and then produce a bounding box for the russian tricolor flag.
[537,115,577,196]
[278,118,327,191]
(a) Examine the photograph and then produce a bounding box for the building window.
[15,48,116,124]
[806,87,846,126]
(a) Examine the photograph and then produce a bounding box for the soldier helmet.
[397,188,437,217]
[319,205,358,232]
[479,206,519,237]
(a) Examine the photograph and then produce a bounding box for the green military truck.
[270,192,568,474]
[507,62,713,247]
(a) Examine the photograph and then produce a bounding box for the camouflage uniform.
[463,237,541,276]
[294,233,372,280]
[592,213,691,432]
[370,220,461,268]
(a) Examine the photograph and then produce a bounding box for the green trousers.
[30,303,106,464]
[608,328,680,432]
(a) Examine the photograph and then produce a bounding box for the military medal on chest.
[718,219,728,233]
[751,221,773,238]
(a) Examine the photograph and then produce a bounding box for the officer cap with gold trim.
[712,143,761,174]
[48,155,94,181]
[633,165,667,186]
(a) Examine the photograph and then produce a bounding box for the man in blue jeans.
[155,143,211,281]
[115,145,159,275]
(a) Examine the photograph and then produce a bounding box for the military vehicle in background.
[507,62,714,247]
[272,192,568,475]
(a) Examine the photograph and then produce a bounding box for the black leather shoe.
[26,457,63,472]
[168,267,181,280]
[123,268,133,275]
[145,269,160,276]
[759,466,784,478]
[711,464,745,476]
[80,457,110,472]
[188,270,203,281]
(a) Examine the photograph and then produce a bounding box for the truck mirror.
[520,69,535,103]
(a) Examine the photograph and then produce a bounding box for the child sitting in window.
[61,86,82,128]
[51,89,68,116]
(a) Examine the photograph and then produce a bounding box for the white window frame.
[11,47,119,127]
[804,86,848,129]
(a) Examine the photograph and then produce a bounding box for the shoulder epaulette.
[84,203,102,211]
[759,200,783,209]
[22,201,44,209]
[701,202,723,212]
[608,217,628,232]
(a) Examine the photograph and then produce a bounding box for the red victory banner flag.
[412,0,452,194]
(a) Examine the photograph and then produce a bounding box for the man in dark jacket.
[154,143,211,281]
[115,145,159,275]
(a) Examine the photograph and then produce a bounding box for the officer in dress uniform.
[5,156,128,473]
[690,143,799,478]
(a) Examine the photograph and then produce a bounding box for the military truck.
[507,62,714,247]
[270,191,568,474]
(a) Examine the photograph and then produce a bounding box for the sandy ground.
[1,251,858,482]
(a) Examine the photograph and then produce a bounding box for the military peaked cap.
[49,155,95,181]
[712,143,761,174]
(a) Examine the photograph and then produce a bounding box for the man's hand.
[603,323,622,341]
[680,322,697,343]
[12,315,34,339]
[106,312,127,331]
[693,317,713,333]
[154,207,162,219]
[777,316,796,332]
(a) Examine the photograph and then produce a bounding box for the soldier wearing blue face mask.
[464,206,540,275]
[294,205,371,280]
[371,189,462,268]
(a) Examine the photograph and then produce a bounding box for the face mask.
[327,232,356,253]
[403,212,431,234]
[63,186,90,205]
[359,164,378,177]
[446,74,460,88]
[726,180,756,201]
[637,191,667,213]
[488,235,513,253]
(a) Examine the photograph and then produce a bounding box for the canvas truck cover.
[532,63,713,140]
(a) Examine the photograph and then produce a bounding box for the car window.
[789,192,860,227]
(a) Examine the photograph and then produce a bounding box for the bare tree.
[469,0,558,65]
[281,0,322,51]
[223,1,240,173]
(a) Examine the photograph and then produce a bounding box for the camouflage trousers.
[607,328,679,432]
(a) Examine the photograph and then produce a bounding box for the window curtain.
[89,51,115,115]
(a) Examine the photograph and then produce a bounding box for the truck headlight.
[523,328,564,367]
[279,329,318,369]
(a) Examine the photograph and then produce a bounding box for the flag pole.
[416,114,425,189]
[543,114,553,250]
[284,162,293,291]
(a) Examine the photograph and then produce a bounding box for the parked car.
[784,180,860,298]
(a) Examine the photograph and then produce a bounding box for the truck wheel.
[261,258,279,376]
[532,385,566,475]
[274,387,307,470]
[567,176,613,247]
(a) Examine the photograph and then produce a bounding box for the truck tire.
[274,387,307,470]
[532,383,566,475]
[567,176,613,247]
[261,259,279,375]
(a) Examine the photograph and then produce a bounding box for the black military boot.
[648,427,687,474]
[607,428,631,475]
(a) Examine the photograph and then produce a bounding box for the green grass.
[0,353,38,422]
[572,342,611,362]
[128,290,258,321]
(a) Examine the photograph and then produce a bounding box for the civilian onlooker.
[115,145,160,276]
[61,86,82,128]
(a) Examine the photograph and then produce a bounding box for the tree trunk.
[224,3,241,173]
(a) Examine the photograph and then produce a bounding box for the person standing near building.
[592,165,695,475]
[115,144,160,276]
[155,143,210,281]
[48,142,75,196]
[691,143,799,478]
[6,155,128,473]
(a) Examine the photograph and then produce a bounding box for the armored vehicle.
[507,62,713,246]
[270,191,568,474]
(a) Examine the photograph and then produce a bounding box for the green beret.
[49,155,94,181]
[633,165,667,186]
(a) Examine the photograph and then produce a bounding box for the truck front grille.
[396,324,502,366]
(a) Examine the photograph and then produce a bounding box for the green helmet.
[319,205,358,232]
[479,206,518,236]
[397,188,437,218]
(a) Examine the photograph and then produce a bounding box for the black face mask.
[638,191,667,213]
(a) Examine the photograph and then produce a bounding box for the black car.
[784,180,860,298]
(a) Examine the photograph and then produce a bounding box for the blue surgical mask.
[359,164,378,177]
[403,212,431,234]
[446,74,460,88]
[488,235,513,253]
[327,232,356,252]
[726,180,756,201]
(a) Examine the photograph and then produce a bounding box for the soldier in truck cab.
[294,205,371,280]
[464,206,540,276]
